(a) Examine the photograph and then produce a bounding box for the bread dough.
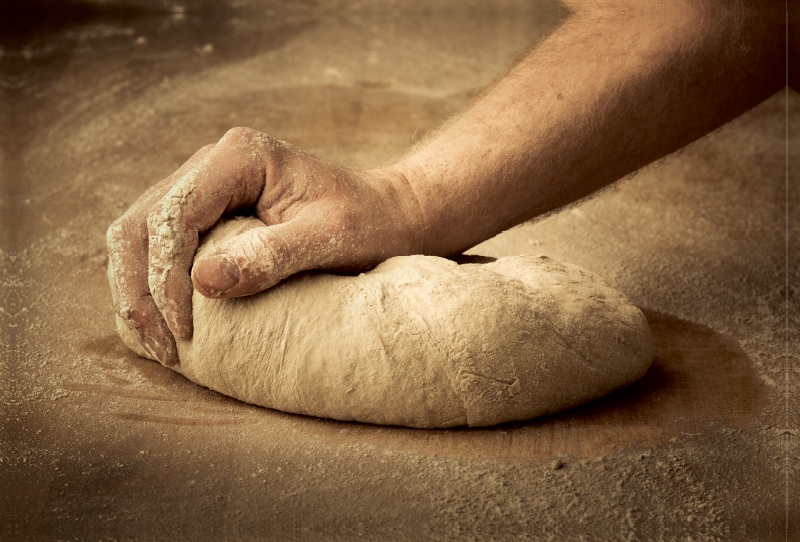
[117,217,653,428]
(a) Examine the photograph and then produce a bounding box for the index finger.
[108,144,215,365]
[146,127,274,338]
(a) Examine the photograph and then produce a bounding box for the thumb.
[191,220,332,299]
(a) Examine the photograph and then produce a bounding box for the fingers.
[108,144,215,366]
[147,128,271,338]
[191,216,331,299]
[122,296,179,366]
[108,212,180,366]
[146,180,200,339]
[188,166,419,300]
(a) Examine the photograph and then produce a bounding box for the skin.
[107,0,788,367]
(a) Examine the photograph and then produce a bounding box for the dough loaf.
[117,217,653,428]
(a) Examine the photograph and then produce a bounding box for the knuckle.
[228,229,282,281]
[223,126,257,144]
[235,236,263,268]
[253,228,280,260]
[106,217,125,246]
[107,210,141,243]
[222,127,280,157]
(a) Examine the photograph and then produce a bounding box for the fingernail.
[145,337,178,367]
[142,336,164,363]
[194,256,240,295]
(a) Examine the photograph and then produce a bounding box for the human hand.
[107,127,423,367]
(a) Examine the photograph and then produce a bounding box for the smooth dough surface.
[117,217,654,428]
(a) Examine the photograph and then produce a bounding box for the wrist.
[369,163,430,256]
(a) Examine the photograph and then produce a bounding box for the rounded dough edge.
[116,216,654,428]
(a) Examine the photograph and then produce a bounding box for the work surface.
[1,1,797,539]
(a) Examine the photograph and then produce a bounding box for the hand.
[107,127,423,367]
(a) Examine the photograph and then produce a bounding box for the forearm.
[392,0,783,256]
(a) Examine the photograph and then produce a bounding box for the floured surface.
[119,217,653,428]
[3,2,796,539]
